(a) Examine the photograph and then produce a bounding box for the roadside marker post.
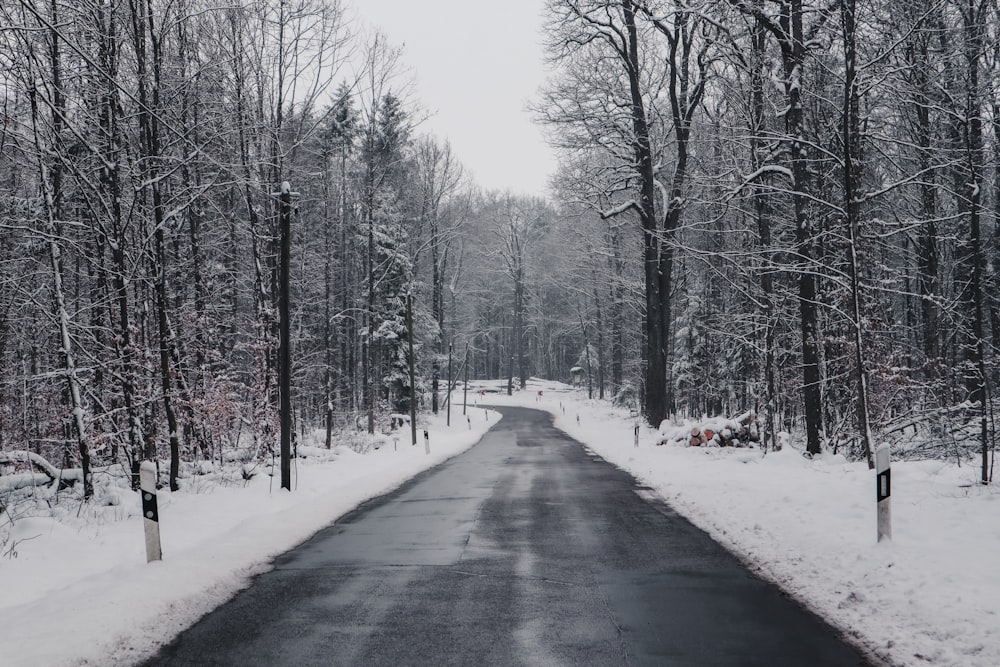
[467,415,472,430]
[876,445,891,542]
[139,462,161,562]
[634,424,640,448]
[423,429,430,455]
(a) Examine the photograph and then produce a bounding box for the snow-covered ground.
[480,379,999,667]
[0,409,500,666]
[4,379,996,667]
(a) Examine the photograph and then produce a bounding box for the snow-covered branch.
[599,200,639,219]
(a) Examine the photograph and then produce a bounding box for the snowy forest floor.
[491,379,998,667]
[2,382,997,667]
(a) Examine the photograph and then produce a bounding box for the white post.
[423,429,430,455]
[876,445,891,542]
[634,424,640,448]
[140,462,162,562]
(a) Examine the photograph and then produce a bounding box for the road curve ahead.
[144,406,872,666]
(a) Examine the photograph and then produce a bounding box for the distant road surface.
[144,406,873,666]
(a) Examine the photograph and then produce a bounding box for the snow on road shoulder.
[481,379,1000,667]
[0,409,500,667]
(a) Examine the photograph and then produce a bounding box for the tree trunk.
[34,1,93,498]
[842,0,875,468]
[407,294,417,445]
[991,96,1000,357]
[431,215,442,413]
[131,0,182,490]
[594,284,606,400]
[959,0,988,484]
[622,0,666,427]
[323,153,335,449]
[787,0,824,455]
[514,261,526,389]
[278,184,293,490]
[364,134,376,434]
[29,85,92,499]
[912,31,940,367]
[750,5,778,451]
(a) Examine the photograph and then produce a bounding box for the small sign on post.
[876,445,891,542]
[139,462,161,562]
[423,429,430,455]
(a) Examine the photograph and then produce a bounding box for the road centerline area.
[143,406,873,666]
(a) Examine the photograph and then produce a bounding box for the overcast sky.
[350,1,558,198]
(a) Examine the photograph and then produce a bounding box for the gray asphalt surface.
[143,406,873,666]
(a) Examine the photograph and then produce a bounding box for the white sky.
[350,0,558,198]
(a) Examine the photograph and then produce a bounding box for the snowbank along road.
[143,406,874,666]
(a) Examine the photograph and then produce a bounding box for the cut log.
[0,450,59,479]
[0,451,79,491]
[0,473,53,493]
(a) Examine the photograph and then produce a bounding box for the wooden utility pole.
[447,341,453,426]
[279,181,293,491]
[463,343,469,415]
[407,294,417,446]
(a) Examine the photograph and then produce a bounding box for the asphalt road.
[144,406,872,666]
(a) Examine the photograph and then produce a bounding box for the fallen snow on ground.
[479,379,999,667]
[4,380,996,667]
[0,409,499,667]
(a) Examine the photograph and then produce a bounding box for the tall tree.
[541,0,669,425]
[729,0,827,454]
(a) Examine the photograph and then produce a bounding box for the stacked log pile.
[658,411,759,447]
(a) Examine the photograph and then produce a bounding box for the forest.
[0,0,997,506]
